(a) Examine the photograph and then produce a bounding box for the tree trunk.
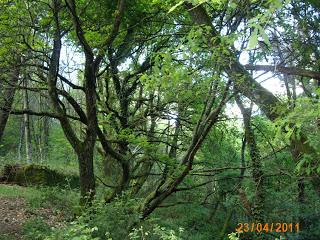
[0,68,20,143]
[47,0,97,205]
[78,147,96,205]
[18,117,24,161]
[39,94,50,162]
[236,97,265,223]
[23,78,32,164]
[42,115,49,160]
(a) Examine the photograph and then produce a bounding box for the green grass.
[0,184,79,210]
[0,184,42,200]
[0,233,17,240]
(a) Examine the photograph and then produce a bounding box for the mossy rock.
[0,164,79,189]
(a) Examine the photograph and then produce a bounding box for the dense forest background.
[0,0,320,239]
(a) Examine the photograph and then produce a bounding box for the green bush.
[22,217,52,240]
[44,195,184,240]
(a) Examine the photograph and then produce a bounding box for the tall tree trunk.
[0,68,20,143]
[47,0,97,204]
[42,115,49,160]
[18,117,25,161]
[23,78,32,163]
[39,94,50,162]
[236,97,265,223]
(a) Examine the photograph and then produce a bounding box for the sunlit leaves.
[246,0,290,49]
[275,97,320,175]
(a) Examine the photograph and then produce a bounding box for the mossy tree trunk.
[78,145,96,205]
[236,96,265,223]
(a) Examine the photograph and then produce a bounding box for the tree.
[1,3,320,239]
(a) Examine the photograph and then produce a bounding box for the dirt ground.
[0,195,64,240]
[0,197,27,239]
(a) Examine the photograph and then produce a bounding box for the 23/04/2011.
[235,223,300,233]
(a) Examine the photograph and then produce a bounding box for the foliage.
[129,225,184,240]
[23,218,52,240]
[227,233,240,240]
[275,97,320,175]
[1,0,320,239]
[43,196,184,240]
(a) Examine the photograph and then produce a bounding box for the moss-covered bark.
[0,164,79,189]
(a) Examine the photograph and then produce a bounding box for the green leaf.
[296,158,306,172]
[247,28,258,49]
[259,28,271,47]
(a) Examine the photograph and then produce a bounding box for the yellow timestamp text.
[235,223,300,233]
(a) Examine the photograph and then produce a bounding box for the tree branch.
[1,107,80,121]
[244,64,320,80]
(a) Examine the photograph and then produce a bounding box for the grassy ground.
[0,184,79,208]
[0,184,79,240]
[0,184,44,201]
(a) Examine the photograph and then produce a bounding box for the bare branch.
[245,64,320,80]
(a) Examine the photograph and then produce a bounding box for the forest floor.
[0,196,26,239]
[0,184,77,240]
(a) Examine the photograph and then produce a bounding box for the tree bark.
[0,68,20,143]
[38,94,50,162]
[18,117,24,161]
[23,78,32,163]
[42,115,50,160]
[78,146,96,204]
[244,64,320,80]
[237,98,265,223]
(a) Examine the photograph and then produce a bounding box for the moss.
[1,164,79,189]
